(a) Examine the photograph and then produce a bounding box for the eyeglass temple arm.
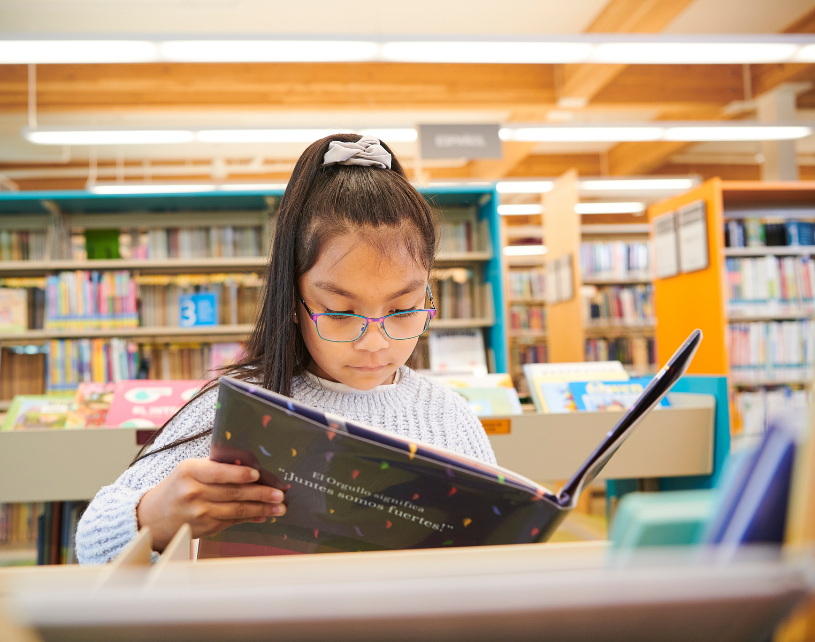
[426,284,436,310]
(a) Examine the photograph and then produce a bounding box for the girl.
[76,134,497,564]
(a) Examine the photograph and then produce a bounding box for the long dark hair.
[131,134,438,465]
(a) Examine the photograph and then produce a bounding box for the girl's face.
[297,231,429,391]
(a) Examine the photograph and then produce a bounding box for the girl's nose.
[355,320,390,350]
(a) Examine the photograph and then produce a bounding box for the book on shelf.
[725,256,815,317]
[582,284,654,327]
[424,373,522,416]
[0,229,48,262]
[0,288,28,333]
[507,268,546,301]
[522,360,629,413]
[67,382,116,428]
[71,225,266,261]
[36,501,88,565]
[733,386,810,438]
[569,379,670,412]
[508,304,545,333]
[200,331,700,557]
[579,240,650,281]
[585,337,656,372]
[0,503,41,550]
[428,329,488,375]
[728,320,814,384]
[1,394,75,431]
[44,270,139,331]
[438,210,490,255]
[0,279,46,330]
[725,218,815,248]
[105,379,203,428]
[429,268,485,320]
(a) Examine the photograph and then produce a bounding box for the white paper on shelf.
[678,200,709,274]
[653,211,679,279]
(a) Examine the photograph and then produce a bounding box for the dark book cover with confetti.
[199,376,568,558]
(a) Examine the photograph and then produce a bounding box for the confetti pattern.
[408,443,417,460]
[225,431,231,440]
[380,461,389,470]
[325,452,334,463]
[326,431,336,441]
[447,487,457,497]
[463,518,472,527]
[291,448,297,457]
[262,415,271,427]
[351,470,360,480]
[354,527,364,537]
[259,445,271,457]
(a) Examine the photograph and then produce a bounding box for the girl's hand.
[136,459,286,552]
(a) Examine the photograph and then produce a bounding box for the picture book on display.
[523,361,629,413]
[105,380,202,428]
[424,373,523,416]
[200,330,703,558]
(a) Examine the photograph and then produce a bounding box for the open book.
[200,330,702,557]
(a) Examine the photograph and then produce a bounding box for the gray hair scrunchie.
[322,136,392,170]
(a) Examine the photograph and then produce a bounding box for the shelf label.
[179,292,218,327]
[481,418,511,434]
[653,211,679,279]
[678,200,709,274]
[419,124,502,159]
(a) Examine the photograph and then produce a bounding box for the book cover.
[569,378,671,412]
[1,394,76,431]
[522,361,628,413]
[537,383,578,413]
[0,288,28,334]
[66,382,116,428]
[104,380,203,428]
[424,373,522,416]
[201,377,567,558]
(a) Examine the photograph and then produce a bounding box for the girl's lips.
[350,364,388,372]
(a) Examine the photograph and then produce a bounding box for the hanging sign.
[419,124,502,159]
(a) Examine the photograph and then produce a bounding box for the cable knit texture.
[75,367,495,565]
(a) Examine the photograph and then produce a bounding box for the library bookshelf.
[648,179,815,437]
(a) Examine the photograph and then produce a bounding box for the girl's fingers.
[206,501,286,522]
[187,459,260,485]
[202,483,284,504]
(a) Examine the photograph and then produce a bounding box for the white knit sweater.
[75,367,496,565]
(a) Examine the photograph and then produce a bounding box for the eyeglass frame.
[297,284,437,343]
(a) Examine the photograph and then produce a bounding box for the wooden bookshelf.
[723,246,815,257]
[0,324,255,343]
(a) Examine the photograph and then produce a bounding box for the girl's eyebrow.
[313,279,426,302]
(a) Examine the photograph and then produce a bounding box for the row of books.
[728,320,815,383]
[733,387,810,437]
[137,273,262,327]
[579,241,650,280]
[45,271,139,330]
[45,339,243,392]
[437,216,489,254]
[508,304,545,333]
[430,269,483,320]
[71,226,266,261]
[0,230,48,262]
[507,269,546,301]
[583,284,654,327]
[585,336,656,371]
[724,218,815,248]
[0,502,40,547]
[725,256,815,316]
[37,502,87,565]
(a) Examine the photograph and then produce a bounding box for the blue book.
[568,378,671,412]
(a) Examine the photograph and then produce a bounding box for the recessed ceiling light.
[496,181,554,194]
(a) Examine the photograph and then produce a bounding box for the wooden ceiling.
[1,0,815,190]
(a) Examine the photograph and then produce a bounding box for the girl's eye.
[393,308,419,316]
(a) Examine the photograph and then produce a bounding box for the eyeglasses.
[298,285,436,342]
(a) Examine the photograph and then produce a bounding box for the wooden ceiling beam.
[559,0,695,102]
[0,62,761,113]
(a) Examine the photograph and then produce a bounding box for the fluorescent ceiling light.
[503,245,548,256]
[0,40,159,64]
[575,202,645,214]
[89,184,218,195]
[501,127,663,142]
[24,129,195,146]
[360,128,418,142]
[580,179,695,191]
[592,42,797,65]
[381,41,592,64]
[496,181,554,194]
[196,129,343,143]
[664,126,811,141]
[222,184,287,191]
[498,204,544,216]
[2,36,815,65]
[159,40,379,63]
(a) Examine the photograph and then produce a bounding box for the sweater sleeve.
[75,388,218,565]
